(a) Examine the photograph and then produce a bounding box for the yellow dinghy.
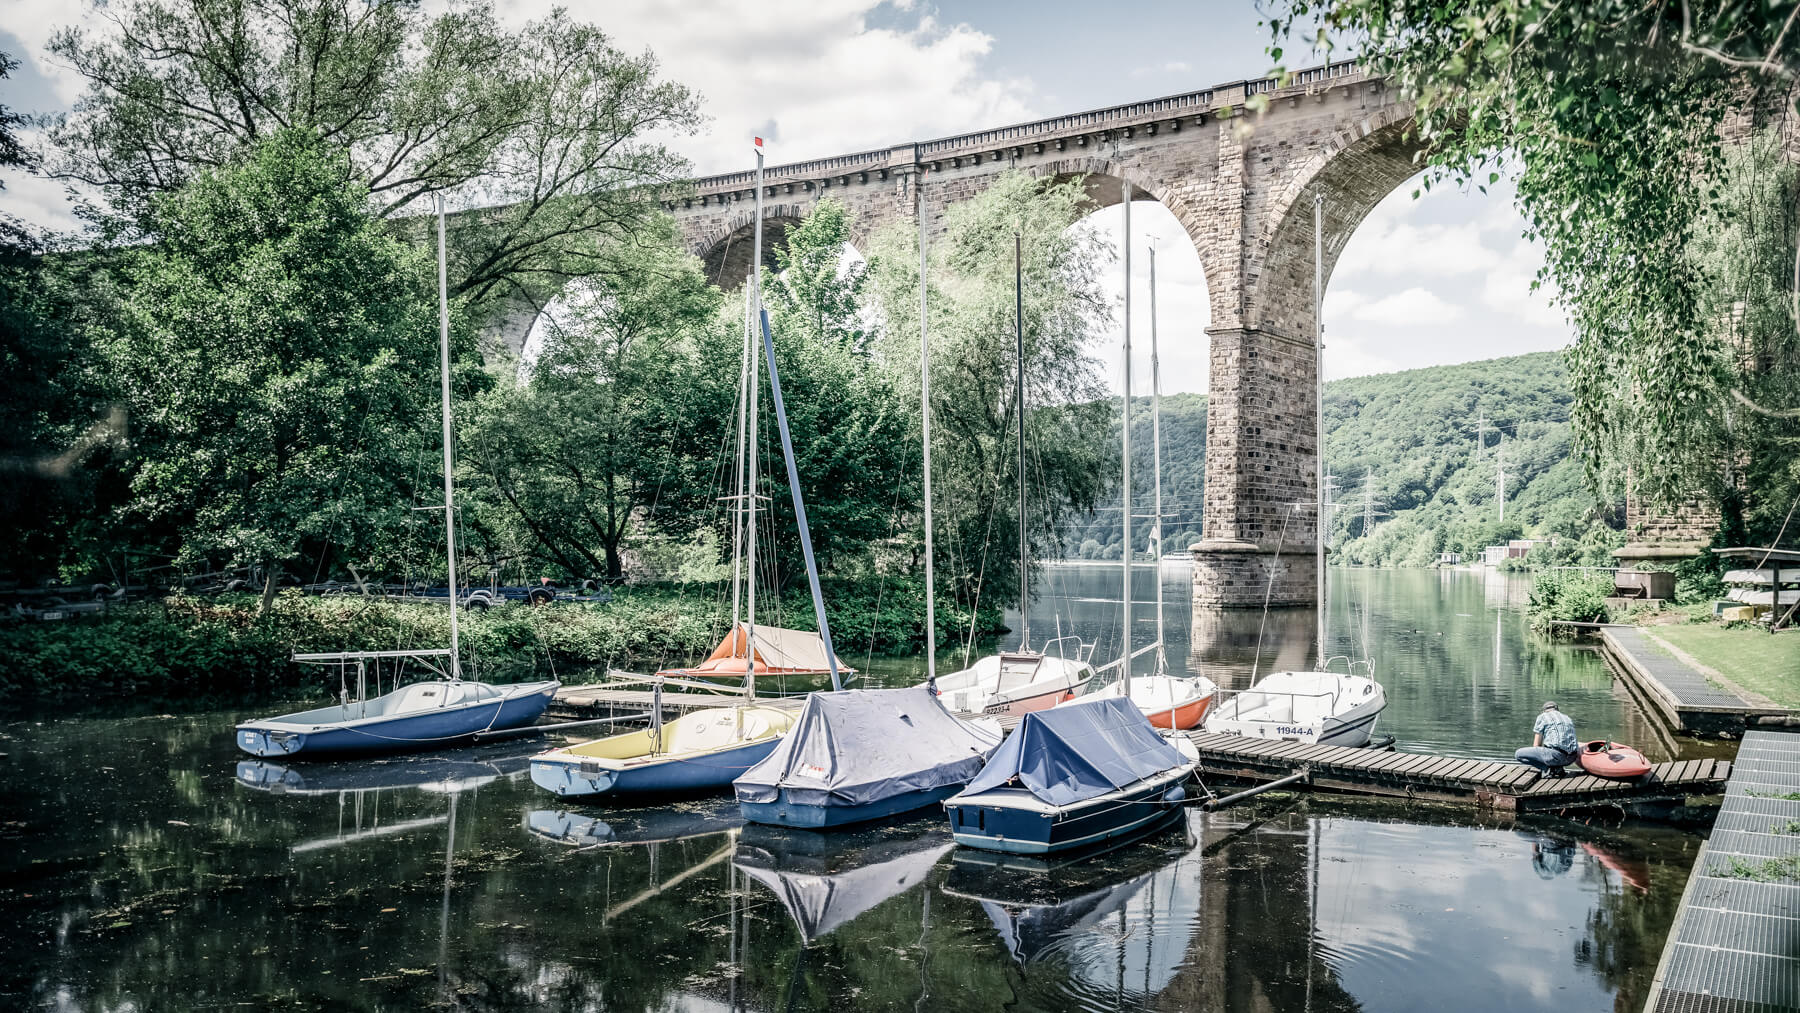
[531,704,795,798]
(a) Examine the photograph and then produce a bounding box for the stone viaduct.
[499,59,1427,608]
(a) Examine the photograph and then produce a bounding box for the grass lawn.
[1647,625,1800,711]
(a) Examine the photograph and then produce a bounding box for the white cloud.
[1334,218,1501,279]
[493,0,1038,176]
[1347,287,1463,326]
[1130,60,1191,79]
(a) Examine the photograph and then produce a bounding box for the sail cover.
[734,687,999,806]
[660,623,855,678]
[963,696,1184,807]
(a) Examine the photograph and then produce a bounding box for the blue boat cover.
[963,696,1185,806]
[734,687,1000,807]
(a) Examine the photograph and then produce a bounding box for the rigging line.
[1249,504,1297,684]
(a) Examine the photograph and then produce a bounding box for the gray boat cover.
[733,686,1000,806]
[962,696,1184,807]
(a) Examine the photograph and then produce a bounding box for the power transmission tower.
[1495,441,1508,522]
[1359,474,1387,534]
[1473,416,1491,460]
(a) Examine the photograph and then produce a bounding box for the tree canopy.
[108,128,445,607]
[1267,0,1800,542]
[47,0,701,311]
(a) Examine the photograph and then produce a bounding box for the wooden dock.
[1184,731,1731,813]
[1646,730,1800,1013]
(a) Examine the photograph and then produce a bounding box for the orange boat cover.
[656,623,856,679]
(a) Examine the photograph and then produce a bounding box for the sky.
[0,0,1571,390]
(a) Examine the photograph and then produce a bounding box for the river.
[1,566,1709,1011]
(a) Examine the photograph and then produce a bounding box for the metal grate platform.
[1648,731,1800,1013]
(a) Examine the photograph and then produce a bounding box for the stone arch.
[693,203,812,289]
[1245,104,1420,338]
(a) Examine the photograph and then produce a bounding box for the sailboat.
[235,198,558,759]
[929,232,1094,717]
[1088,222,1218,730]
[733,172,1006,830]
[532,163,837,797]
[1202,191,1387,748]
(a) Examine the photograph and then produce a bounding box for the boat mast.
[756,307,843,692]
[435,195,461,681]
[1015,232,1030,651]
[730,282,752,636]
[1313,190,1326,666]
[1149,240,1166,678]
[1119,183,1132,677]
[920,176,936,686]
[745,140,764,698]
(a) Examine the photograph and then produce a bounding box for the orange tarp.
[656,623,855,679]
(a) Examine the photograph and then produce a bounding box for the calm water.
[2,567,1713,1011]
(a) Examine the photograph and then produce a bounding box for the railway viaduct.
[495,59,1429,608]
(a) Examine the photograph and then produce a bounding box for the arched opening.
[696,211,807,290]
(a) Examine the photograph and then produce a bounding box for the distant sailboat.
[235,196,557,758]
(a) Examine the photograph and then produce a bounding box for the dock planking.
[1186,731,1730,812]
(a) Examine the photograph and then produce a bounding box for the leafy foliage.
[46,0,700,311]
[1527,569,1615,634]
[107,129,444,607]
[1265,0,1799,531]
[866,171,1116,607]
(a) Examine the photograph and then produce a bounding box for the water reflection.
[1,567,1714,1010]
[526,798,744,848]
[735,822,951,943]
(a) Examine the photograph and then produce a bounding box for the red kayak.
[1577,740,1652,780]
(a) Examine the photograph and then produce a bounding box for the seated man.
[1516,701,1579,777]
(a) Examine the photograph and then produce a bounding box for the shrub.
[1527,570,1615,635]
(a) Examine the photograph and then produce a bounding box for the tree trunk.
[604,542,623,581]
[258,563,281,617]
[348,564,371,597]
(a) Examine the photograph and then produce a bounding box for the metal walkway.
[1647,730,1800,1013]
[1185,731,1731,813]
[1602,627,1762,736]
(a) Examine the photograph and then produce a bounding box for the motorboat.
[1202,668,1386,747]
[529,704,796,797]
[735,686,1001,829]
[945,697,1198,855]
[1085,673,1218,730]
[235,676,558,758]
[931,648,1094,716]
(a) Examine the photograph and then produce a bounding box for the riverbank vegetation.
[0,3,1116,675]
[0,580,998,702]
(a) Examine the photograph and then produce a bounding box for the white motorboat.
[934,648,1094,716]
[1085,673,1219,730]
[1203,669,1386,747]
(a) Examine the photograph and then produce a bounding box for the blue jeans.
[1516,745,1576,772]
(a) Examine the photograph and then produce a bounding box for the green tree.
[108,128,442,611]
[461,223,731,581]
[46,0,700,312]
[867,171,1115,608]
[1266,1,1800,525]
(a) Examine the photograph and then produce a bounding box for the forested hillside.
[1061,351,1626,566]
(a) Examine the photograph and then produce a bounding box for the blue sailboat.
[944,696,1197,855]
[735,686,1001,828]
[234,196,558,759]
